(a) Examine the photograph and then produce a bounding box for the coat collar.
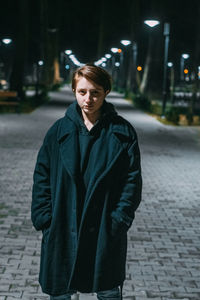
[56,102,132,181]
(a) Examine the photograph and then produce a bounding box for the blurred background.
[0,0,200,122]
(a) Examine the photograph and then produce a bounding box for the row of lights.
[37,49,83,68]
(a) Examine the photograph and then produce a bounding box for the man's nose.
[85,93,92,103]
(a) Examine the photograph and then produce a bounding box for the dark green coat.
[31,100,142,296]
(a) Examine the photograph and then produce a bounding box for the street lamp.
[120,40,131,46]
[144,20,160,28]
[144,20,170,116]
[2,38,12,45]
[162,22,170,116]
[180,53,190,81]
[65,50,72,55]
[120,40,131,90]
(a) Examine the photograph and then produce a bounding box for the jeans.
[50,286,121,300]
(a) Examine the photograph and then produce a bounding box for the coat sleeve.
[110,133,142,237]
[31,138,52,231]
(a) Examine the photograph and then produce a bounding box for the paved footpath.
[0,86,200,300]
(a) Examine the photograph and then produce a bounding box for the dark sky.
[0,0,199,66]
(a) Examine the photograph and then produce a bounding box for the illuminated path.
[0,86,200,299]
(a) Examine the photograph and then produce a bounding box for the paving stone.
[0,87,200,299]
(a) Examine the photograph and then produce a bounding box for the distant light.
[182,53,190,59]
[168,62,173,67]
[144,20,160,28]
[2,38,12,45]
[137,66,142,71]
[105,54,111,59]
[65,64,70,70]
[111,48,118,53]
[102,63,106,67]
[101,57,107,62]
[65,50,72,55]
[117,48,122,53]
[184,68,189,74]
[120,40,131,46]
[38,60,44,66]
[115,62,120,67]
[69,54,83,66]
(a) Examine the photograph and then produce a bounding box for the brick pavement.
[0,86,200,300]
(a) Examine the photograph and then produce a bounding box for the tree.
[190,0,200,119]
[9,0,30,100]
[40,0,62,90]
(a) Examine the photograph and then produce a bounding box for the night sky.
[0,0,199,66]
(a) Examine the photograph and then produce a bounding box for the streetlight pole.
[162,22,170,117]
[180,53,189,81]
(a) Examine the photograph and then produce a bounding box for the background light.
[105,54,111,59]
[167,62,173,67]
[137,66,142,71]
[182,53,190,59]
[65,50,72,55]
[144,20,160,28]
[2,38,12,45]
[38,60,44,66]
[111,48,118,53]
[115,62,120,67]
[65,64,70,70]
[120,40,131,46]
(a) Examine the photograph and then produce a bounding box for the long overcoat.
[31,100,142,296]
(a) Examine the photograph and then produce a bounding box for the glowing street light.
[167,62,173,67]
[120,40,131,46]
[144,20,160,28]
[105,54,111,59]
[38,60,44,66]
[110,48,118,53]
[65,50,72,55]
[2,38,12,45]
[182,54,190,59]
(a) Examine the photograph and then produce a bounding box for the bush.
[132,93,151,111]
[165,107,180,124]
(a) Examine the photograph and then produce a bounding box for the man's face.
[75,77,109,116]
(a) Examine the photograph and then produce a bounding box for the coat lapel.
[78,128,127,231]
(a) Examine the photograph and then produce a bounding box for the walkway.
[0,86,200,300]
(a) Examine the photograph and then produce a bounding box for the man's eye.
[79,91,85,95]
[92,91,98,95]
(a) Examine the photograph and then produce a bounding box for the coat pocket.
[109,217,128,240]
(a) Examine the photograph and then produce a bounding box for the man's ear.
[105,90,110,96]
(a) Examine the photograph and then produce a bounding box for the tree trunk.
[9,0,30,100]
[190,0,200,117]
[126,0,140,93]
[40,0,61,90]
[97,0,106,59]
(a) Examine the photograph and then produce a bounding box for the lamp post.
[144,20,170,117]
[120,40,131,90]
[1,38,13,84]
[180,53,189,81]
[162,22,170,117]
[110,47,119,83]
